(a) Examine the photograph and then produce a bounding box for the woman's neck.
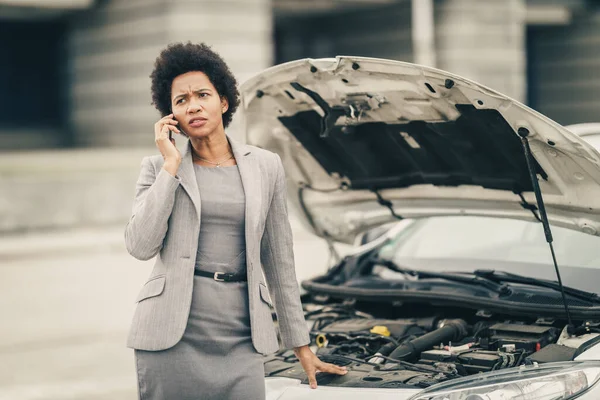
[190,132,231,161]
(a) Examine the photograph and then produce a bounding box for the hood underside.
[240,57,600,244]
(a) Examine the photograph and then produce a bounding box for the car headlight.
[409,361,600,400]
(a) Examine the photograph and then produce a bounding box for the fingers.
[156,122,180,138]
[156,125,167,144]
[155,114,180,132]
[307,369,317,389]
[156,124,177,144]
[167,124,181,134]
[158,113,179,125]
[306,361,348,390]
[317,361,348,376]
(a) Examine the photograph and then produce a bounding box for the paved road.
[1,218,348,400]
[1,247,148,400]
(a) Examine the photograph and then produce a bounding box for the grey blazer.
[124,134,310,355]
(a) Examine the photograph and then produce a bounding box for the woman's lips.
[189,118,207,127]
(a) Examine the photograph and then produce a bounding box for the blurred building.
[0,0,273,150]
[275,0,600,127]
[1,0,600,232]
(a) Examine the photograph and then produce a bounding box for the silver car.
[241,57,600,400]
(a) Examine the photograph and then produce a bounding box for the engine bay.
[264,300,600,388]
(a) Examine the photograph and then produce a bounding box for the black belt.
[194,269,247,282]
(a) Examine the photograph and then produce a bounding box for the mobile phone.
[169,109,174,141]
[170,112,187,138]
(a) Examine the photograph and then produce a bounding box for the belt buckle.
[213,272,226,282]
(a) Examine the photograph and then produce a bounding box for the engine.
[263,303,600,388]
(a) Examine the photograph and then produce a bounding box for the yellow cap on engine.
[316,334,328,347]
[370,325,391,337]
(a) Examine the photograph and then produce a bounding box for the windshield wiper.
[372,258,599,304]
[473,269,600,303]
[370,257,511,294]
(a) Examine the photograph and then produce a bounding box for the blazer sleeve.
[124,156,182,260]
[260,153,311,349]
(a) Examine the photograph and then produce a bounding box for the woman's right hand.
[155,113,181,162]
[155,113,182,174]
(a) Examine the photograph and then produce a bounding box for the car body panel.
[566,123,600,137]
[240,57,600,244]
[567,123,600,150]
[265,378,419,399]
[264,375,600,399]
[576,345,600,361]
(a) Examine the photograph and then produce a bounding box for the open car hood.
[240,57,600,244]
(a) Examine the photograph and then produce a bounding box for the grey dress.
[134,163,266,400]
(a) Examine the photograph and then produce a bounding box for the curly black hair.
[150,42,240,129]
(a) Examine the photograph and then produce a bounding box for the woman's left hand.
[294,345,348,389]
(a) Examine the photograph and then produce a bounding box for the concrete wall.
[0,147,149,233]
[434,0,527,102]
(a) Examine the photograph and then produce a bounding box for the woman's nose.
[187,99,203,113]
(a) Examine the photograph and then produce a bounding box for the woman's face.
[170,71,229,138]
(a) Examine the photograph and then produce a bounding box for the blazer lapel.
[176,139,201,218]
[229,134,261,259]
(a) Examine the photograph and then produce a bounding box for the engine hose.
[312,332,397,345]
[331,343,371,356]
[368,341,398,364]
[389,319,468,362]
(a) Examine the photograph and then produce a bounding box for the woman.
[124,42,347,400]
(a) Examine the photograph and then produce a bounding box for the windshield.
[376,216,600,293]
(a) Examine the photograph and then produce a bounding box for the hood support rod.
[517,193,542,223]
[518,127,574,333]
[372,189,403,220]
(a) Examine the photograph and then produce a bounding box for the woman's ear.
[221,97,229,114]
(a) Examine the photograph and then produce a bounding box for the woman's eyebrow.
[173,88,212,101]
[172,93,187,102]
